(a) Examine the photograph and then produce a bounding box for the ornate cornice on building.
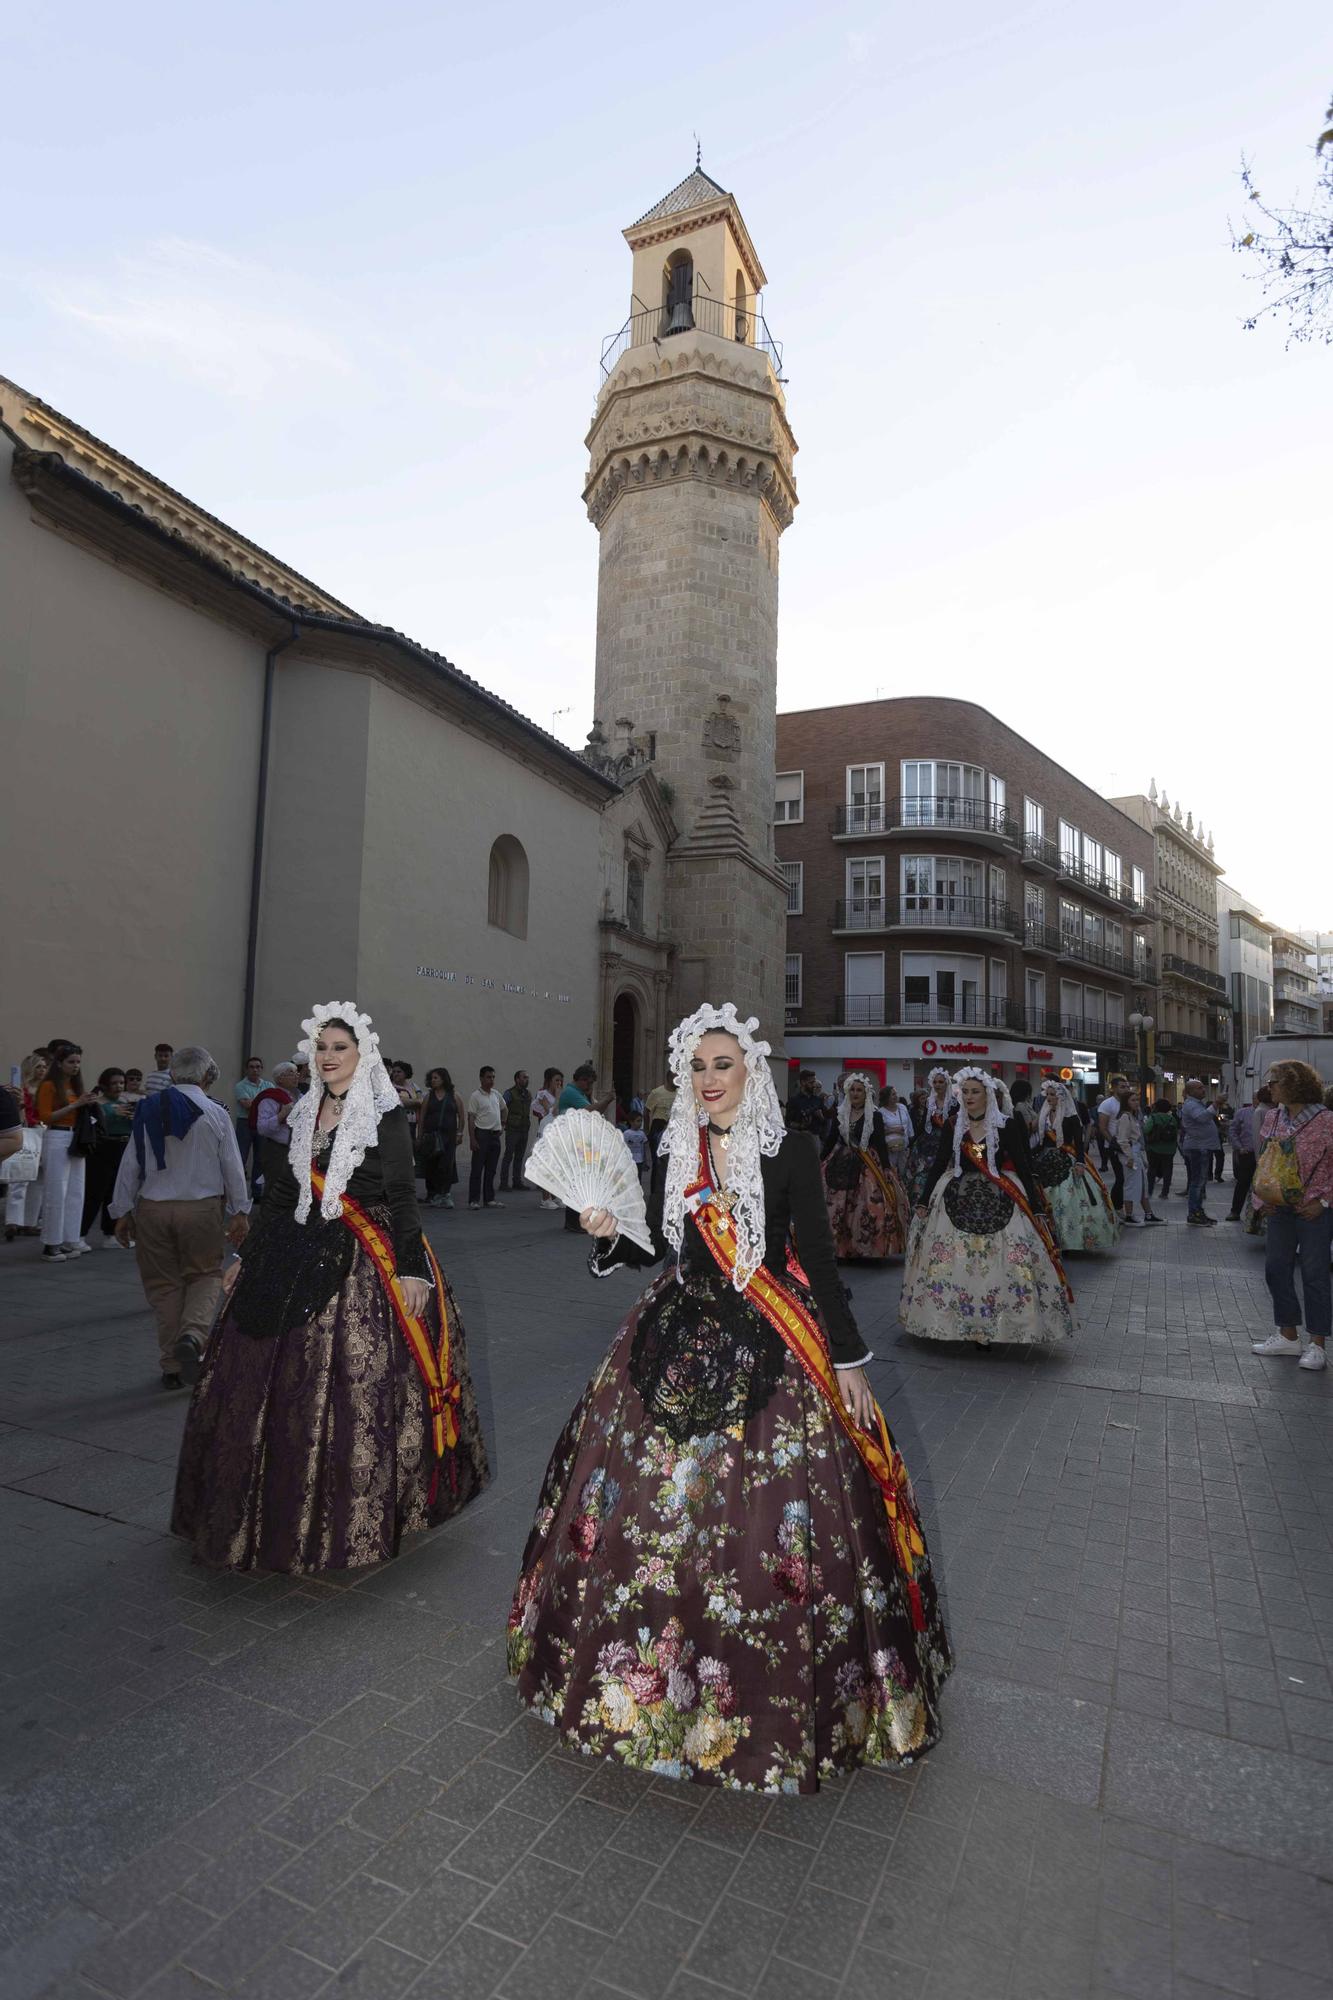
[624,174,767,294]
[585,435,795,533]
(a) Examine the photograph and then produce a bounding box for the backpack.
[1144,1109,1177,1150]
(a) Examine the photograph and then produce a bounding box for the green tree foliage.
[1233,95,1333,344]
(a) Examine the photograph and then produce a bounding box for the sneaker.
[485,1200,505,1209]
[1225,1213,1242,1223]
[174,1333,203,1384]
[1251,1333,1302,1357]
[1144,1215,1166,1226]
[541,1196,561,1211]
[442,1196,454,1209]
[60,1240,91,1257]
[1123,1216,1144,1226]
[1298,1345,1327,1371]
[41,1246,68,1262]
[1187,1213,1209,1226]
[468,1202,480,1211]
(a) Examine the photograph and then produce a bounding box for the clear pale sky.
[6,1,1329,927]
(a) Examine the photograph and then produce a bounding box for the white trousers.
[40,1129,86,1247]
[5,1173,43,1230]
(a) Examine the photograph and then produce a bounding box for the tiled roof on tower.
[631,166,730,228]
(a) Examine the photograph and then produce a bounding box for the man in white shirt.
[1097,1076,1129,1216]
[145,1043,175,1093]
[110,1045,250,1388]
[467,1065,507,1210]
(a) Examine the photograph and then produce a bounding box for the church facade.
[0,163,795,1098]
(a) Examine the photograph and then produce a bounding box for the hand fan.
[524,1109,654,1254]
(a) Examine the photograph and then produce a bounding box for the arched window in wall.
[662,250,694,336]
[487,834,529,939]
[734,270,748,344]
[626,859,645,932]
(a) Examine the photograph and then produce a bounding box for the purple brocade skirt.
[171,1232,488,1574]
[508,1268,952,1793]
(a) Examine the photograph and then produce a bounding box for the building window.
[845,763,884,833]
[1060,897,1081,941]
[1059,819,1080,871]
[487,834,529,938]
[1025,881,1046,933]
[988,774,1006,825]
[1026,968,1046,1027]
[1083,836,1103,888]
[902,854,983,921]
[1132,864,1146,909]
[844,952,884,1025]
[901,760,984,830]
[1105,851,1122,895]
[846,856,884,927]
[989,956,1007,1026]
[1025,797,1044,839]
[785,953,803,1007]
[625,858,645,931]
[779,859,803,915]
[988,863,1006,917]
[774,771,804,824]
[900,952,983,1026]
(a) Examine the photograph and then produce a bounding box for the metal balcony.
[1161,953,1228,996]
[832,796,1020,850]
[599,288,783,383]
[833,895,1024,939]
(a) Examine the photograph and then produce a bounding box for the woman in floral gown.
[820,1073,909,1260]
[900,1067,1075,1348]
[172,1003,488,1573]
[1032,1080,1119,1254]
[508,1004,951,1793]
[903,1066,952,1209]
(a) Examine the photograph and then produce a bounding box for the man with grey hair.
[110,1046,250,1388]
[253,1060,299,1191]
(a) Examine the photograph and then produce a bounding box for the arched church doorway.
[612,992,639,1117]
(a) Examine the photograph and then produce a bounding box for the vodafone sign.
[920,1040,989,1057]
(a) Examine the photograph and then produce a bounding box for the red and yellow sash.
[310,1168,459,1495]
[857,1146,909,1230]
[961,1137,1074,1302]
[685,1140,928,1628]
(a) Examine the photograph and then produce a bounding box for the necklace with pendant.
[707,1119,733,1148]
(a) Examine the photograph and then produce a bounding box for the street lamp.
[1129,1008,1154,1103]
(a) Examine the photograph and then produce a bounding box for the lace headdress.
[947,1065,1010,1179]
[1035,1079,1078,1144]
[658,1002,785,1290]
[289,1001,402,1223]
[837,1072,881,1145]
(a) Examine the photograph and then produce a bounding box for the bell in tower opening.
[585,161,798,1045]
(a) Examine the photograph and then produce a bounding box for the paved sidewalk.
[1,1185,1331,2000]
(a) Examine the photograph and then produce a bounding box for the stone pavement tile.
[1171,1899,1255,1995]
[0,1908,109,2000]
[594,1898,701,1998]
[733,1959,840,2000]
[178,1886,303,1987]
[1094,1908,1175,1999]
[76,1840,210,1929]
[550,1847,656,1938]
[433,1759,524,1827]
[758,1783,844,1847]
[361,1810,469,1895]
[501,1752,592,1822]
[807,1820,893,1903]
[348,1768,443,1839]
[448,1806,544,1886]
[260,1773,366,1844]
[928,1671,1108,1805]
[75,1894,213,1997]
[320,1691,406,1744]
[532,1798,625,1873]
[135,1968,219,1999]
[314,1936,424,1997]
[229,1945,330,1999]
[1099,1846,1173,1927]
[406,1922,522,1998]
[1103,1713,1333,1872]
[375,1865,490,1959]
[271,1822,386,1907]
[176,1828,298,1918]
[724,1830,813,1913]
[497,1912,607,2000]
[772,1883,865,1979]
[687,1788,770,1855]
[643,1834,738,1921]
[480,1715,560,1777]
[855,1880,947,1968]
[606,1793,700,1865]
[249,1731,345,1798]
[841,1944,929,2000]
[679,1893,774,1995]
[473,1855,583,1946]
[283,1869,408,1969]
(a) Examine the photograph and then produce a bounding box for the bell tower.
[585,162,798,1038]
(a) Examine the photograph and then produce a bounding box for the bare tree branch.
[1232,95,1333,344]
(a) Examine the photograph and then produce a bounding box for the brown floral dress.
[508,1135,951,1792]
[172,1113,488,1573]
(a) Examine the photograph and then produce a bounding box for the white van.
[1240,1033,1333,1099]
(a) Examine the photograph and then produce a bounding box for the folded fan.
[524,1109,654,1254]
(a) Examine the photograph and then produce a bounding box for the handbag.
[1252,1114,1307,1210]
[69,1105,102,1159]
[0,1127,42,1185]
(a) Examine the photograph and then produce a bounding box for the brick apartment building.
[774,698,1157,1100]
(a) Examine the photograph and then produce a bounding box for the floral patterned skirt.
[171,1237,489,1574]
[508,1272,952,1793]
[1045,1161,1120,1254]
[823,1151,908,1260]
[899,1169,1076,1346]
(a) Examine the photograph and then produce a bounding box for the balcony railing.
[832,796,1020,845]
[1056,928,1131,978]
[1156,1030,1230,1060]
[599,288,783,382]
[833,895,1024,938]
[1161,953,1228,996]
[1054,852,1154,918]
[830,997,1134,1046]
[1274,984,1317,1006]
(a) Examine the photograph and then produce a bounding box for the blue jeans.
[1183,1149,1212,1214]
[1264,1206,1333,1339]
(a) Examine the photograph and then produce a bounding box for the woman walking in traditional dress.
[1032,1079,1119,1254]
[509,1003,951,1793]
[900,1066,1075,1348]
[172,1003,488,1573]
[821,1073,909,1260]
[903,1066,952,1210]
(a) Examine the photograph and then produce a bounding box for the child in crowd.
[622,1109,650,1184]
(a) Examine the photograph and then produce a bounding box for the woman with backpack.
[1143,1094,1180,1202]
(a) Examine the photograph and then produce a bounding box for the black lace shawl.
[921,1112,1040,1211]
[821,1108,891,1169]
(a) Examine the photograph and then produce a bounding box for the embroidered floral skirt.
[1044,1162,1120,1255]
[508,1272,952,1793]
[171,1233,489,1574]
[824,1152,908,1260]
[900,1170,1076,1346]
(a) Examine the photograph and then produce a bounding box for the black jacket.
[821,1108,890,1170]
[255,1105,430,1280]
[922,1111,1039,1212]
[595,1129,869,1368]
